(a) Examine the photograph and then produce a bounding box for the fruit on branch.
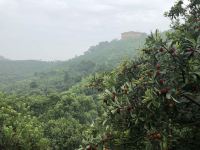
[169,48,176,53]
[186,48,194,52]
[155,133,162,140]
[168,100,175,108]
[148,132,162,140]
[156,71,161,76]
[169,103,174,108]
[127,106,133,112]
[159,79,165,84]
[160,87,170,94]
[112,92,116,101]
[156,64,161,70]
[159,47,164,52]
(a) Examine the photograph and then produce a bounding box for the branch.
[182,94,200,107]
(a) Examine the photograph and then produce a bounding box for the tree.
[80,0,200,149]
[30,81,38,88]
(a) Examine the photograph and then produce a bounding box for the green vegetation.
[79,1,200,149]
[0,36,145,94]
[0,25,145,149]
[0,0,199,149]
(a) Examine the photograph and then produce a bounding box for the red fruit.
[127,106,133,112]
[148,132,161,140]
[159,79,165,84]
[186,48,194,52]
[159,47,164,52]
[170,48,176,53]
[160,88,167,94]
[156,64,161,70]
[156,71,161,76]
[160,88,169,94]
[155,133,161,140]
[112,92,116,101]
[169,103,174,108]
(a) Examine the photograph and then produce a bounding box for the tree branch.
[182,94,200,107]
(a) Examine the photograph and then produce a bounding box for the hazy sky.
[0,0,175,60]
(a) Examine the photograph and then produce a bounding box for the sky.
[0,0,175,61]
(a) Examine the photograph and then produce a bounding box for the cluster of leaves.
[0,93,50,149]
[80,0,200,149]
[0,81,101,150]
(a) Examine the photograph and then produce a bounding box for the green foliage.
[0,93,50,149]
[0,35,144,94]
[80,1,200,149]
[44,118,82,150]
[0,1,199,149]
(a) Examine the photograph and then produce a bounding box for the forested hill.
[0,32,147,93]
[0,59,61,91]
[66,32,146,69]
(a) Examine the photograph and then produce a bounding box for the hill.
[0,55,8,60]
[0,32,147,93]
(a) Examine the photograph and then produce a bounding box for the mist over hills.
[0,55,8,60]
[0,31,147,93]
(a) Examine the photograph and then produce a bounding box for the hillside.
[0,55,7,60]
[0,32,146,93]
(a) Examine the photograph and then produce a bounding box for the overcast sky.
[0,0,175,60]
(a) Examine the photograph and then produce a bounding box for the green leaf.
[166,93,171,100]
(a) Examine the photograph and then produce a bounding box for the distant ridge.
[0,55,7,60]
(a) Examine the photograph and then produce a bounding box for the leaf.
[106,125,110,131]
[194,72,200,79]
[131,114,136,119]
[111,109,117,114]
[102,119,107,126]
[166,93,171,100]
[105,89,112,96]
[152,101,160,108]
[171,96,181,103]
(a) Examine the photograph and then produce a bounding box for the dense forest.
[0,0,199,150]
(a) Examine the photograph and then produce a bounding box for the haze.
[0,0,174,61]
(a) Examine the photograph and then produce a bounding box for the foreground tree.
[80,0,200,149]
